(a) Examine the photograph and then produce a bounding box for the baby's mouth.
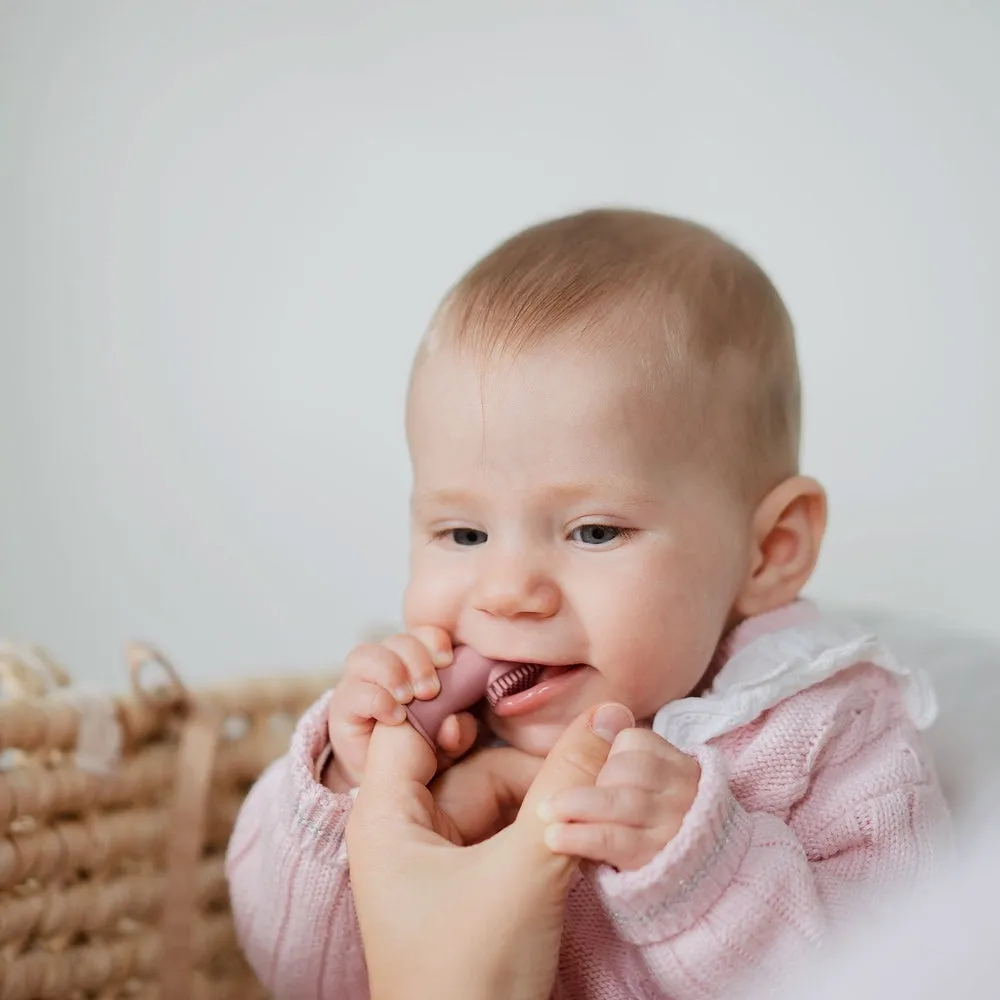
[484,662,582,708]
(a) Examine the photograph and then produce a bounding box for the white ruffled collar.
[652,600,939,751]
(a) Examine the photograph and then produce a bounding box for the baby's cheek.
[403,563,461,632]
[402,581,434,630]
[604,630,706,713]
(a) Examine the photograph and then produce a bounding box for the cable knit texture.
[225,602,951,999]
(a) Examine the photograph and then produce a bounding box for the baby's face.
[404,341,753,755]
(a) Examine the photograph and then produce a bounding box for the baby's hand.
[324,627,478,789]
[537,728,699,871]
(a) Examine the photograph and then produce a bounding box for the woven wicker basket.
[0,639,330,1000]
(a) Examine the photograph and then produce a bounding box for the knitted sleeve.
[224,690,371,1000]
[593,667,951,999]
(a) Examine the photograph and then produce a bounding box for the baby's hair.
[416,208,801,501]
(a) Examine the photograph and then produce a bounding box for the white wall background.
[1,0,997,690]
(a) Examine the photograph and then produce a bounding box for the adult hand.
[428,745,544,844]
[345,701,636,1000]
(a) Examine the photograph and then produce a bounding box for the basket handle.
[161,704,221,997]
[125,641,220,996]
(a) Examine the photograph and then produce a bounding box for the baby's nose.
[473,561,560,619]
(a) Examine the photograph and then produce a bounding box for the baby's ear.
[734,476,827,618]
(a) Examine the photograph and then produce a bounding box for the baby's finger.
[435,712,479,759]
[543,821,647,871]
[542,784,657,828]
[607,727,694,766]
[407,625,454,668]
[333,680,407,735]
[381,633,441,700]
[344,644,414,704]
[596,749,673,791]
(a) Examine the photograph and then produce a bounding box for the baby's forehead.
[412,339,655,418]
[415,315,692,384]
[406,341,710,486]
[408,330,706,431]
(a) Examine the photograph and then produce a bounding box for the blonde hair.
[415,208,801,500]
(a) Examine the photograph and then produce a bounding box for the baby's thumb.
[517,703,634,837]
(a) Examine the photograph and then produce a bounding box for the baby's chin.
[484,702,656,757]
[485,715,573,758]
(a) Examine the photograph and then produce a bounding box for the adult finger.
[350,713,477,867]
[362,714,440,799]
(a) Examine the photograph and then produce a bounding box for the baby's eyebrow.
[411,482,658,510]
[411,488,479,510]
[538,481,658,507]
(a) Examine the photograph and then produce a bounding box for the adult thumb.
[362,716,439,801]
[516,703,635,845]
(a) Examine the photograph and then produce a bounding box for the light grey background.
[1,1,997,690]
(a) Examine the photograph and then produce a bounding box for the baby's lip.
[467,647,584,669]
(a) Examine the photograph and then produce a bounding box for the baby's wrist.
[320,747,357,793]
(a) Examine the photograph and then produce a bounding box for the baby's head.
[403,209,826,754]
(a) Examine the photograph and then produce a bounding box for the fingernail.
[392,684,413,703]
[590,703,634,743]
[536,798,556,823]
[416,677,439,698]
[433,649,453,667]
[391,703,407,723]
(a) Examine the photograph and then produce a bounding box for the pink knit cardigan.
[225,602,950,999]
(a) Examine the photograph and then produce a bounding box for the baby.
[226,209,950,1000]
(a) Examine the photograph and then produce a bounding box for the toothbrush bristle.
[485,663,544,707]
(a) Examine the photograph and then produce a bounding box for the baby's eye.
[571,524,622,545]
[450,528,488,546]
